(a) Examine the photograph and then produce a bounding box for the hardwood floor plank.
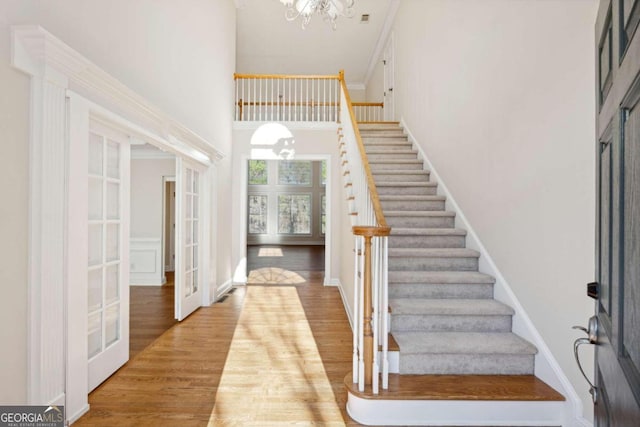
[77,248,361,426]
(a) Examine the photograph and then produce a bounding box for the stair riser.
[365,144,413,152]
[378,186,437,196]
[391,314,513,333]
[360,131,406,137]
[358,124,401,130]
[368,153,418,160]
[389,283,494,299]
[381,199,443,210]
[370,163,424,171]
[389,234,465,248]
[399,354,535,375]
[362,136,412,146]
[387,216,454,228]
[374,174,431,183]
[389,256,478,271]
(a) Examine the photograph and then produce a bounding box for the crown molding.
[11,25,224,163]
[364,0,400,87]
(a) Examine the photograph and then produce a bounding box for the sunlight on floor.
[258,247,283,257]
[209,286,345,426]
[247,267,306,285]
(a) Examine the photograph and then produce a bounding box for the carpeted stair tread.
[392,332,537,356]
[389,299,514,316]
[369,159,423,165]
[377,182,438,188]
[388,271,495,284]
[366,149,417,154]
[372,170,430,175]
[380,195,443,201]
[385,210,452,216]
[390,227,466,236]
[389,248,480,258]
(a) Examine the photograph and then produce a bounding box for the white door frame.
[162,176,177,276]
[383,33,395,121]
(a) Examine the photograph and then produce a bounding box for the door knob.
[572,315,598,403]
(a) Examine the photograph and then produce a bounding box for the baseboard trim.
[67,404,90,425]
[331,279,354,331]
[215,279,234,302]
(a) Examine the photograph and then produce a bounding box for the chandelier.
[280,0,356,29]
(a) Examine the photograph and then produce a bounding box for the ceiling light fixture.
[279,0,355,30]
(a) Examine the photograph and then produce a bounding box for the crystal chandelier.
[280,0,355,29]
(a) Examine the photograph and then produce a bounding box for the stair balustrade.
[352,102,384,123]
[338,71,391,394]
[234,73,340,122]
[234,70,391,393]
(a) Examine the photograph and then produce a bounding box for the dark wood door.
[594,1,640,425]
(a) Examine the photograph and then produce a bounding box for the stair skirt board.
[346,395,564,426]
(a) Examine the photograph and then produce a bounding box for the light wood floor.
[76,267,360,425]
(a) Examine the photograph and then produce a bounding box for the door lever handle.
[572,315,599,403]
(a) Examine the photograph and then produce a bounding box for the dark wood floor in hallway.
[76,266,360,425]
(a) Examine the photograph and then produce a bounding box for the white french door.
[175,158,202,321]
[87,123,130,391]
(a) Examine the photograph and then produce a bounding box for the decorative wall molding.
[363,0,400,88]
[130,238,166,286]
[11,25,223,166]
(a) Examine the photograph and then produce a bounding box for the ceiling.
[235,0,392,85]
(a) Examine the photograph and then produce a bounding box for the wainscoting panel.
[130,238,166,285]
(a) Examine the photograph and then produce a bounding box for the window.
[321,194,326,235]
[248,195,268,234]
[278,160,311,185]
[247,160,326,244]
[278,194,311,234]
[248,160,268,185]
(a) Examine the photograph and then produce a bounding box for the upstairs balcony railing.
[234,71,391,394]
[234,73,384,123]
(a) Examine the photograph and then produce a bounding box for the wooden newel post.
[353,225,391,387]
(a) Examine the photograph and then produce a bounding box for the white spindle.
[382,235,389,389]
[352,236,360,384]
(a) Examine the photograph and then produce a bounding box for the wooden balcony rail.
[234,73,340,122]
[352,102,384,123]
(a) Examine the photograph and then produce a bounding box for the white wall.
[347,87,367,102]
[231,126,344,285]
[389,0,598,421]
[0,0,236,404]
[130,159,175,239]
[0,14,30,404]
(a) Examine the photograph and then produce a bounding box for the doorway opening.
[246,159,327,284]
[128,144,177,359]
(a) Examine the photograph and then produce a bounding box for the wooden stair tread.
[344,373,565,401]
[379,333,400,352]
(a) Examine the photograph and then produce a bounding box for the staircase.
[344,122,565,426]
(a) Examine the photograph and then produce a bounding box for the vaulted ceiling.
[235,0,393,85]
